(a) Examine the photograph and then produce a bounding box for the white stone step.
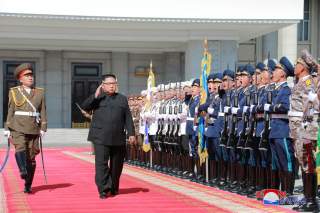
[0,128,90,147]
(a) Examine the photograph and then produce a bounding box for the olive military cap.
[14,63,33,79]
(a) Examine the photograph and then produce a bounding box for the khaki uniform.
[289,75,319,171]
[5,86,47,158]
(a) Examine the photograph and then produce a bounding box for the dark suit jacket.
[81,93,135,146]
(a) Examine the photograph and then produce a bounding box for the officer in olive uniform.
[4,63,47,194]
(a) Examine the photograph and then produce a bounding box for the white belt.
[15,111,40,117]
[288,111,303,117]
[218,112,225,117]
[271,114,288,119]
[187,117,194,121]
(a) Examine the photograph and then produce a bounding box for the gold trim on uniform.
[10,88,26,107]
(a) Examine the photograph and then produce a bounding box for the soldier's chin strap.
[0,136,11,172]
[39,136,48,184]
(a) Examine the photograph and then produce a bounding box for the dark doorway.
[71,63,101,128]
[2,61,35,126]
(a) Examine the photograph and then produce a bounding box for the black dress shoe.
[99,192,107,199]
[292,200,319,212]
[24,186,32,194]
[110,189,119,196]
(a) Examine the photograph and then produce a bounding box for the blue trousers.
[269,138,294,172]
[207,137,222,161]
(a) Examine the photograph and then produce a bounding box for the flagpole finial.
[204,38,208,52]
[150,60,153,71]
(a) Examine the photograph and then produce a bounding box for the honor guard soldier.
[264,57,295,194]
[176,82,189,176]
[152,84,165,170]
[231,64,254,195]
[225,66,243,192]
[4,63,47,193]
[252,59,276,193]
[138,91,147,166]
[220,69,235,189]
[185,79,200,179]
[179,81,193,178]
[290,51,319,212]
[204,73,224,186]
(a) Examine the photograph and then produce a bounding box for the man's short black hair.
[102,74,117,81]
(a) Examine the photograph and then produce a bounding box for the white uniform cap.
[151,87,158,93]
[141,90,147,96]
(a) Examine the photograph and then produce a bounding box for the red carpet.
[1,148,231,212]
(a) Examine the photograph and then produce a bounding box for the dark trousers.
[94,144,126,194]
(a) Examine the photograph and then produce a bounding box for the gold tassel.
[10,89,26,107]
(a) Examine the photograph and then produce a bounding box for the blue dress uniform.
[186,81,200,157]
[266,57,295,193]
[184,79,200,179]
[220,69,237,189]
[230,64,254,195]
[203,73,224,185]
[253,60,277,191]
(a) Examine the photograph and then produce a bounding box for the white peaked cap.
[141,90,147,96]
[170,82,176,89]
[164,84,170,90]
[151,87,158,93]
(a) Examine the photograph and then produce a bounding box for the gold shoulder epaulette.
[305,79,312,87]
[35,87,44,90]
[10,86,19,90]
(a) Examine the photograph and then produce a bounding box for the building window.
[72,63,101,77]
[298,0,310,41]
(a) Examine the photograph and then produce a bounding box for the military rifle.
[244,87,258,150]
[155,85,163,141]
[237,88,251,149]
[226,89,239,149]
[219,91,230,147]
[259,85,273,151]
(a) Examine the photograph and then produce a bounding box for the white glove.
[250,105,255,112]
[205,127,208,132]
[40,130,45,137]
[207,107,214,115]
[231,107,239,115]
[243,106,249,113]
[193,126,198,131]
[224,106,230,113]
[195,107,198,114]
[308,91,317,102]
[4,130,10,137]
[264,104,271,112]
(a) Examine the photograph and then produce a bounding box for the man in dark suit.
[82,74,135,199]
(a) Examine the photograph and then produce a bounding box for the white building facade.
[0,0,317,128]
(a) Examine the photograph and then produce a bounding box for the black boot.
[15,151,28,179]
[24,163,36,193]
[293,173,318,212]
[247,167,257,198]
[217,161,228,189]
[270,170,280,190]
[285,171,294,196]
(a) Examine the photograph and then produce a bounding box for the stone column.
[277,24,298,62]
[112,52,129,95]
[163,52,182,83]
[44,51,63,127]
[262,32,278,60]
[185,40,203,80]
[220,41,237,72]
